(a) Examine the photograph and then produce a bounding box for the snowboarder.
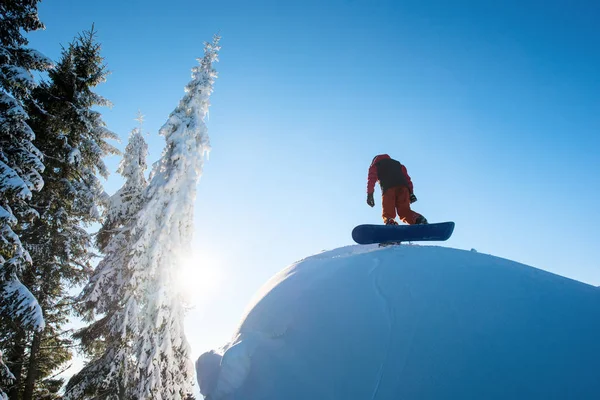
[366,154,428,226]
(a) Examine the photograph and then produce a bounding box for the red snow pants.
[381,186,421,225]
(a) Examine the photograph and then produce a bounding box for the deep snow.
[197,244,600,399]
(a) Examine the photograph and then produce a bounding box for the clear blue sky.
[29,0,599,370]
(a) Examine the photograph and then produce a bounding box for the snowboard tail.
[352,222,455,245]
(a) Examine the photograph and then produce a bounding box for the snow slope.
[196,244,600,399]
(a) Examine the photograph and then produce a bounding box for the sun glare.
[176,250,224,304]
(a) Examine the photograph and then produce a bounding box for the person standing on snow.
[366,154,428,225]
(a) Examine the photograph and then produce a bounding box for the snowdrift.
[196,244,600,399]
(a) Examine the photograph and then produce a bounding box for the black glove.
[367,193,375,207]
[409,193,417,204]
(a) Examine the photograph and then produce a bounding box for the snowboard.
[352,222,455,245]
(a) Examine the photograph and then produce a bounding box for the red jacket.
[367,154,414,194]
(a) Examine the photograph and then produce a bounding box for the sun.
[175,250,223,304]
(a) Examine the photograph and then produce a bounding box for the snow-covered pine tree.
[128,35,220,400]
[65,121,149,400]
[0,1,52,397]
[0,350,15,400]
[5,27,119,400]
[95,115,149,253]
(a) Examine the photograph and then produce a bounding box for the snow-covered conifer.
[65,121,148,400]
[130,35,220,400]
[5,27,119,399]
[0,0,51,328]
[0,1,51,397]
[97,117,149,251]
[0,350,14,400]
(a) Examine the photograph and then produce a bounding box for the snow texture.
[1,275,44,330]
[197,244,600,399]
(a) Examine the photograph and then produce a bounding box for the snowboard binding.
[378,241,403,247]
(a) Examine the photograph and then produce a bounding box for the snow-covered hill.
[196,244,600,399]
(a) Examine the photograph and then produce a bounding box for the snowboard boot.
[415,215,428,225]
[384,218,399,226]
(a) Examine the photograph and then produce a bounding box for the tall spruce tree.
[0,1,52,398]
[5,27,118,399]
[131,35,220,400]
[64,121,149,400]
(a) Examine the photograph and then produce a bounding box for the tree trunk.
[21,329,42,400]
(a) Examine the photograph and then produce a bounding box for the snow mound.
[197,244,600,399]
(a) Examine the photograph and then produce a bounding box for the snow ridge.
[197,245,600,399]
[368,256,392,400]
